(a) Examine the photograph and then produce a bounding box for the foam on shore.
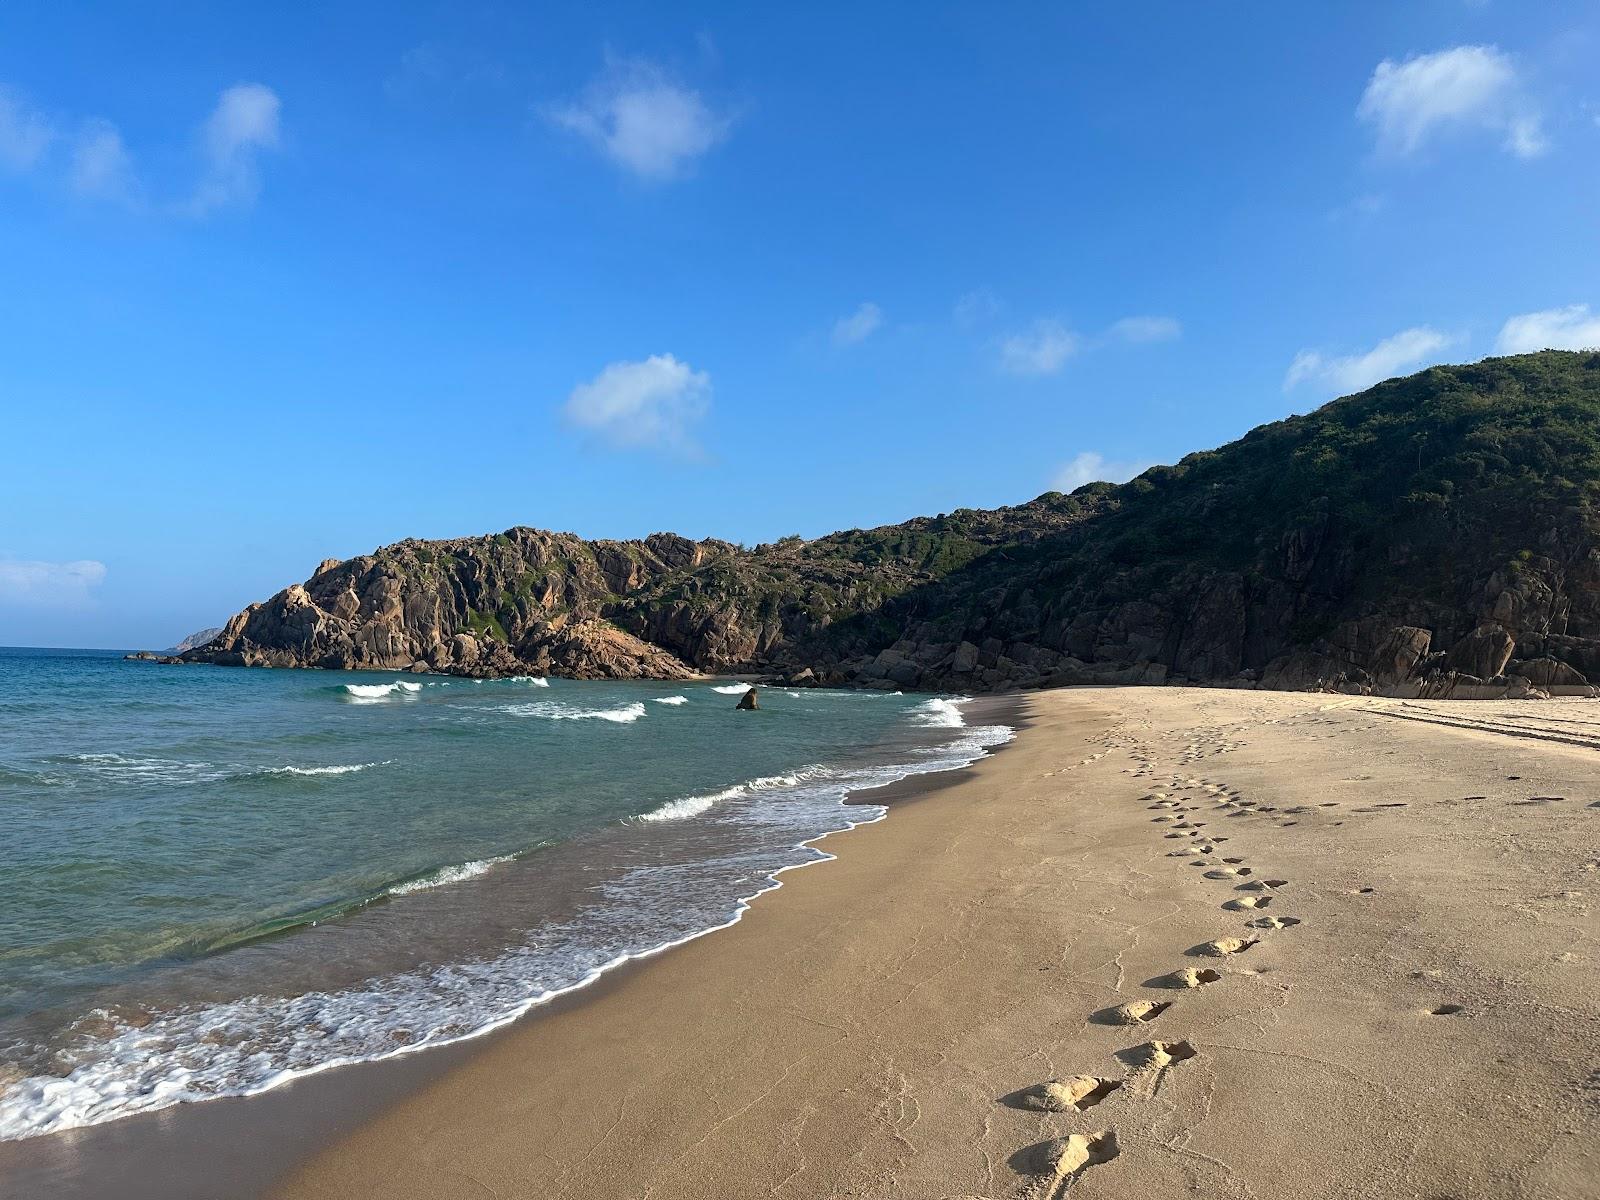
[0,696,1009,1141]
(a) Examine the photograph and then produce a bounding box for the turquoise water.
[0,648,1008,1138]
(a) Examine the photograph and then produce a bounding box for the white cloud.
[1108,315,1182,344]
[1051,452,1153,492]
[547,57,730,180]
[999,319,1079,376]
[70,119,134,200]
[1495,305,1600,354]
[0,558,107,605]
[563,353,711,454]
[184,83,281,216]
[1357,45,1545,159]
[953,287,1001,329]
[831,302,882,347]
[0,87,53,171]
[1285,327,1457,394]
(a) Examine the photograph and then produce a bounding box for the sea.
[0,647,1010,1141]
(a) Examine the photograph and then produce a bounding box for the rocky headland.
[183,351,1600,699]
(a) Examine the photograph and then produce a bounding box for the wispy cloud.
[69,118,135,201]
[562,353,711,455]
[995,312,1180,375]
[1285,327,1458,394]
[1108,315,1182,344]
[1495,304,1600,354]
[0,87,52,171]
[0,82,281,215]
[953,287,1001,330]
[831,302,882,347]
[385,43,506,101]
[999,319,1080,376]
[183,84,282,216]
[0,558,107,606]
[547,56,731,181]
[1357,45,1545,159]
[1051,452,1153,492]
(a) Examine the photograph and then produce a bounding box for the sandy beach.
[256,687,1598,1199]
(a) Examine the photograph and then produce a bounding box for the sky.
[2,2,1598,648]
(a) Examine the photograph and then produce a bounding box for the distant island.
[181,351,1600,699]
[165,627,223,655]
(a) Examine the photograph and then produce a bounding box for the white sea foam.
[387,854,515,896]
[651,695,689,706]
[709,682,755,695]
[500,701,646,724]
[62,754,229,785]
[909,696,969,728]
[634,769,818,823]
[343,681,423,700]
[253,762,390,778]
[472,675,549,687]
[0,698,1012,1142]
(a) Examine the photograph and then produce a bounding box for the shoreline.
[0,695,1027,1200]
[272,686,1600,1199]
[8,686,1597,1198]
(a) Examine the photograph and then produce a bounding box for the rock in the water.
[736,687,759,710]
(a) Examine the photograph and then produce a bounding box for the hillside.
[187,351,1600,697]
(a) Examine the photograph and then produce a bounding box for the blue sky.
[2,2,1598,648]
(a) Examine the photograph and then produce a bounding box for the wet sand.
[265,687,1600,1198]
[8,687,1598,1199]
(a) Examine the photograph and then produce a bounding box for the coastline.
[8,686,1598,1198]
[0,694,1025,1200]
[272,686,1599,1200]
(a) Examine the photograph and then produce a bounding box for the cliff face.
[189,351,1600,697]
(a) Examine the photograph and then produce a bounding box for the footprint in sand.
[1429,1003,1466,1016]
[1024,1130,1121,1182]
[1204,867,1252,879]
[1010,1075,1122,1112]
[1116,1039,1198,1071]
[1224,896,1268,910]
[1247,916,1301,929]
[1192,936,1258,957]
[1162,967,1223,989]
[1222,856,1246,864]
[1094,999,1172,1026]
[1237,879,1288,891]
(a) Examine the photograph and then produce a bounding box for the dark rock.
[179,352,1600,697]
[736,687,759,710]
[1446,624,1516,680]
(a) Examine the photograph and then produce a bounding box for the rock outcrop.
[184,352,1600,698]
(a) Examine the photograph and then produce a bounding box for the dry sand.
[270,687,1600,1199]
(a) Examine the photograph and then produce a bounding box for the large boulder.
[1446,624,1516,680]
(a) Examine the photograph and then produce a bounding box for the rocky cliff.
[187,351,1600,698]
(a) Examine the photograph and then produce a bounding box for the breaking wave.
[386,854,517,896]
[634,769,823,823]
[343,681,424,700]
[909,697,969,728]
[500,701,646,724]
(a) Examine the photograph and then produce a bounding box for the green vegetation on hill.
[191,352,1600,694]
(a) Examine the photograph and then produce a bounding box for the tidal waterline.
[0,648,1010,1137]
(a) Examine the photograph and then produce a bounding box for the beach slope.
[274,687,1600,1199]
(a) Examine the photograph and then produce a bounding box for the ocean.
[0,647,1010,1140]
